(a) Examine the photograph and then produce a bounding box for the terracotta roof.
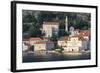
[70,35,89,41]
[79,30,90,37]
[34,40,54,44]
[34,41,46,44]
[58,35,89,41]
[78,37,88,41]
[43,21,59,25]
[29,37,42,41]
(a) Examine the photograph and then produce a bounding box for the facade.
[58,36,68,47]
[34,40,54,51]
[81,40,88,50]
[42,21,59,37]
[66,36,82,52]
[46,41,54,51]
[79,30,90,50]
[34,41,46,51]
[22,43,29,51]
[58,36,82,52]
[23,37,54,52]
[22,16,90,53]
[22,39,29,51]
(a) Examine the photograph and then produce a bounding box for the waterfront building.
[22,39,30,51]
[34,40,54,51]
[29,37,42,45]
[58,36,82,52]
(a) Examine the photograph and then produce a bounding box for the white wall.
[0,0,100,73]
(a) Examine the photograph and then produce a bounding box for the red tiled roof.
[34,41,46,44]
[78,37,88,41]
[29,37,42,41]
[79,30,90,37]
[34,40,54,44]
[58,34,89,41]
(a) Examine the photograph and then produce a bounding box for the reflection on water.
[23,51,91,63]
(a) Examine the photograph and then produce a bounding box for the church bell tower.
[65,16,68,31]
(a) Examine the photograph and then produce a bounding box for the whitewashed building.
[22,39,30,51]
[58,30,90,52]
[28,37,54,51]
[58,36,68,47]
[42,21,59,37]
[66,36,82,52]
[34,41,46,51]
[58,36,82,52]
[34,40,54,51]
[22,43,29,51]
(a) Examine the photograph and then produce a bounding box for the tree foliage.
[28,26,42,37]
[22,10,91,38]
[54,45,64,53]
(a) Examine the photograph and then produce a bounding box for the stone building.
[42,20,59,37]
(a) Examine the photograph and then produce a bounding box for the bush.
[54,45,64,53]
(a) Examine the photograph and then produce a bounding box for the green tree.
[23,24,30,32]
[28,26,42,37]
[54,45,64,53]
[50,33,58,41]
[22,10,91,38]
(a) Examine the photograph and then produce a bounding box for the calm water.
[23,52,91,63]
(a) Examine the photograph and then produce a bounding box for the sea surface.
[23,51,91,63]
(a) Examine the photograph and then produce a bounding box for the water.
[23,52,91,63]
